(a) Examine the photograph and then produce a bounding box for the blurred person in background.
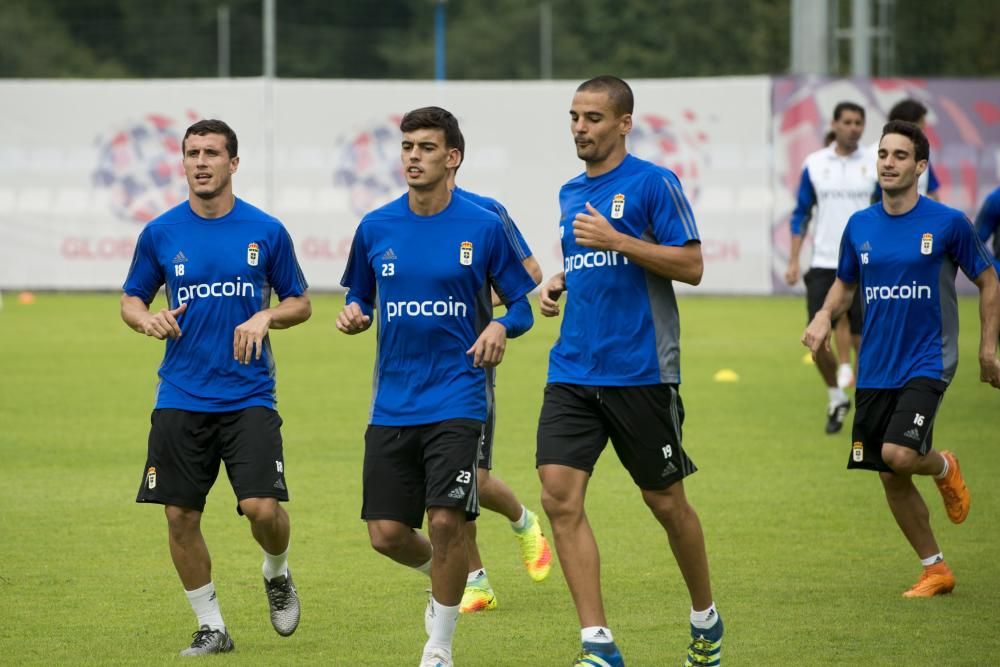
[785,102,870,435]
[121,119,310,655]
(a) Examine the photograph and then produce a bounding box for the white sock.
[582,626,614,643]
[828,387,848,405]
[262,546,289,581]
[510,506,529,531]
[691,603,720,629]
[185,581,225,631]
[467,568,487,584]
[921,553,944,567]
[935,456,950,479]
[413,556,433,578]
[426,598,460,651]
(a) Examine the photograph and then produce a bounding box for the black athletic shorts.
[805,267,862,335]
[848,377,947,473]
[536,383,696,490]
[362,418,482,528]
[136,407,288,513]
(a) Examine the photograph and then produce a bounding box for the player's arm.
[786,166,817,285]
[539,271,565,317]
[492,256,541,307]
[973,268,1000,388]
[801,278,857,358]
[572,202,703,285]
[233,292,311,364]
[121,293,187,340]
[467,293,533,368]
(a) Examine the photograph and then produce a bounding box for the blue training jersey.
[341,193,536,426]
[973,185,1000,274]
[548,154,700,386]
[123,198,308,411]
[453,186,533,261]
[838,196,992,389]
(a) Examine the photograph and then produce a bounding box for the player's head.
[877,120,929,196]
[830,102,865,152]
[399,107,462,192]
[571,76,633,169]
[182,119,239,202]
[888,99,928,129]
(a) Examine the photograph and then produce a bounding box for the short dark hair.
[888,99,928,124]
[833,101,865,121]
[881,120,930,163]
[183,119,238,158]
[399,106,463,151]
[453,128,466,171]
[576,75,634,116]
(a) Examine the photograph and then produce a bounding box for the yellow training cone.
[801,352,814,365]
[713,369,739,383]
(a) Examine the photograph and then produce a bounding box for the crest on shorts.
[247,242,260,266]
[851,441,864,463]
[920,233,933,256]
[146,466,157,489]
[611,193,625,219]
[460,241,473,266]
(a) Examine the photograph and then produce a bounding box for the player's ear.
[229,155,240,174]
[620,112,632,137]
[446,147,461,170]
[915,159,927,177]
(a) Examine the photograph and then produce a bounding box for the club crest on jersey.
[852,442,864,463]
[611,193,626,219]
[146,466,157,489]
[920,233,933,255]
[460,241,473,266]
[247,242,260,266]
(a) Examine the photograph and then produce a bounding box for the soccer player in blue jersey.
[337,106,535,667]
[445,139,553,615]
[803,120,1000,598]
[537,76,722,667]
[974,185,1000,278]
[786,101,871,434]
[121,119,310,654]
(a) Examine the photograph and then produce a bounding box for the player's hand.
[139,302,187,339]
[234,310,272,364]
[573,202,622,251]
[980,355,1000,389]
[467,321,507,368]
[336,302,372,335]
[539,272,566,317]
[785,261,800,286]
[801,312,832,358]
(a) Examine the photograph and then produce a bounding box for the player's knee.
[642,486,688,523]
[240,497,280,525]
[165,505,201,541]
[881,443,917,473]
[367,521,411,557]
[426,507,465,541]
[540,487,581,523]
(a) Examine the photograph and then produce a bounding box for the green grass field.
[1,293,998,666]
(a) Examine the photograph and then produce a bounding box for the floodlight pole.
[435,0,447,80]
[263,0,276,210]
[540,1,552,79]
[217,5,230,78]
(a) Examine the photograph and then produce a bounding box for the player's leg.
[137,409,233,655]
[537,384,620,666]
[604,384,721,667]
[461,406,501,613]
[223,407,299,636]
[804,269,851,433]
[834,315,855,389]
[420,419,480,667]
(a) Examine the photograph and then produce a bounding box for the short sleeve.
[492,202,532,261]
[267,226,309,300]
[340,223,376,307]
[647,171,700,247]
[836,218,860,284]
[122,228,164,303]
[487,221,535,305]
[949,213,993,281]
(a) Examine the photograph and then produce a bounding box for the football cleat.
[515,509,552,582]
[903,562,955,598]
[574,641,625,667]
[179,625,234,656]
[934,451,970,524]
[459,579,497,614]
[264,570,300,636]
[686,614,724,666]
[419,646,453,667]
[825,400,850,434]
